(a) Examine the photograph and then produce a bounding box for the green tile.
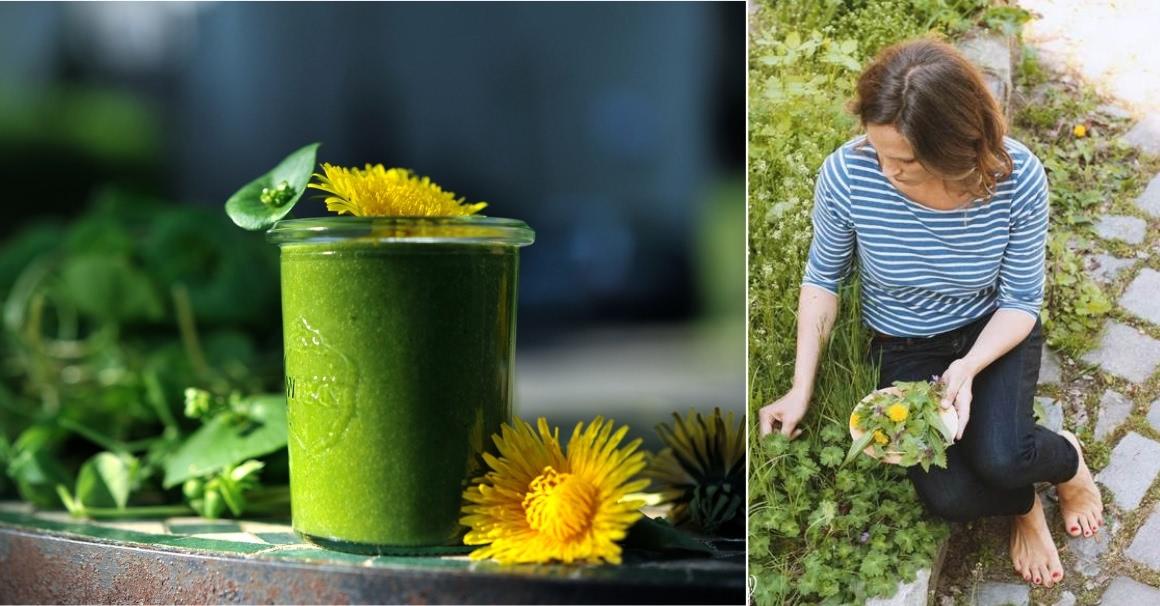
[253,532,302,545]
[147,534,271,554]
[0,510,169,544]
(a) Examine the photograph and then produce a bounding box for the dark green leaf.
[925,409,954,444]
[844,430,875,466]
[162,395,287,487]
[623,515,714,555]
[225,143,320,230]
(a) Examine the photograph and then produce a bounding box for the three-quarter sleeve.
[996,155,1049,319]
[801,153,856,295]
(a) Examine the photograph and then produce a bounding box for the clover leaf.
[224,143,320,230]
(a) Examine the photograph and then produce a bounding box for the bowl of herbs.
[846,380,957,471]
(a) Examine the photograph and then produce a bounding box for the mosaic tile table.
[0,502,744,604]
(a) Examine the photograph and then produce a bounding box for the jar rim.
[266,215,535,247]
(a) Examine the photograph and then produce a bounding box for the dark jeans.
[867,312,1078,522]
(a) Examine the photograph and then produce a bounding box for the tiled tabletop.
[0,501,745,604]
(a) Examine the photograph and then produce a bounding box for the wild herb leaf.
[225,143,320,230]
[843,430,876,466]
[162,395,287,488]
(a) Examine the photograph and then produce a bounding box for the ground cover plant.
[747,1,1051,603]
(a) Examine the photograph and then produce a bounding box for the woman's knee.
[970,447,1035,490]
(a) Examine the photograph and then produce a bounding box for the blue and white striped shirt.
[802,136,1049,337]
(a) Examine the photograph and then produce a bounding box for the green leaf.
[844,430,875,466]
[819,445,844,467]
[225,143,320,231]
[8,426,72,508]
[925,409,954,445]
[623,515,714,555]
[75,452,139,510]
[162,395,287,488]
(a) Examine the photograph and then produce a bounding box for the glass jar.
[267,216,534,553]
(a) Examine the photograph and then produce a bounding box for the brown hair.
[850,38,1013,198]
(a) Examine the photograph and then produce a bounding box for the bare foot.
[1010,494,1064,587]
[1056,430,1105,538]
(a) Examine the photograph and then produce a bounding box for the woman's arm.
[939,309,1037,440]
[758,285,839,437]
[759,151,855,438]
[941,150,1049,439]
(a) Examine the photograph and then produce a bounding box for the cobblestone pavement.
[938,7,1160,602]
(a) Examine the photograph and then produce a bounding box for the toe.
[1065,513,1082,536]
[1079,515,1093,537]
[1044,563,1061,587]
[1087,512,1100,535]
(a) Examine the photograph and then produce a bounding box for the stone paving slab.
[973,581,1029,606]
[1101,576,1160,603]
[1125,507,1160,570]
[1080,321,1160,383]
[1121,268,1160,326]
[1147,399,1160,431]
[1084,253,1135,284]
[1036,396,1064,433]
[1066,512,1114,577]
[1094,389,1133,440]
[957,33,1013,116]
[1098,103,1133,121]
[1125,114,1160,156]
[1138,173,1160,218]
[1040,348,1063,384]
[1094,215,1148,245]
[1095,431,1160,510]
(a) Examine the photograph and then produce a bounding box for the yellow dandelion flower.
[1073,124,1087,138]
[646,408,744,538]
[873,430,889,445]
[460,417,649,565]
[849,412,862,431]
[307,163,487,217]
[886,403,909,423]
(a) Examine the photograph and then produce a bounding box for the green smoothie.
[269,217,533,552]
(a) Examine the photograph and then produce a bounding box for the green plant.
[0,190,289,519]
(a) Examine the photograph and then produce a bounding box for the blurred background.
[0,2,744,453]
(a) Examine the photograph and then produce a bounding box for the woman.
[757,38,1103,589]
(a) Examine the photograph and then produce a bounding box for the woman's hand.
[758,386,810,439]
[939,358,978,441]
